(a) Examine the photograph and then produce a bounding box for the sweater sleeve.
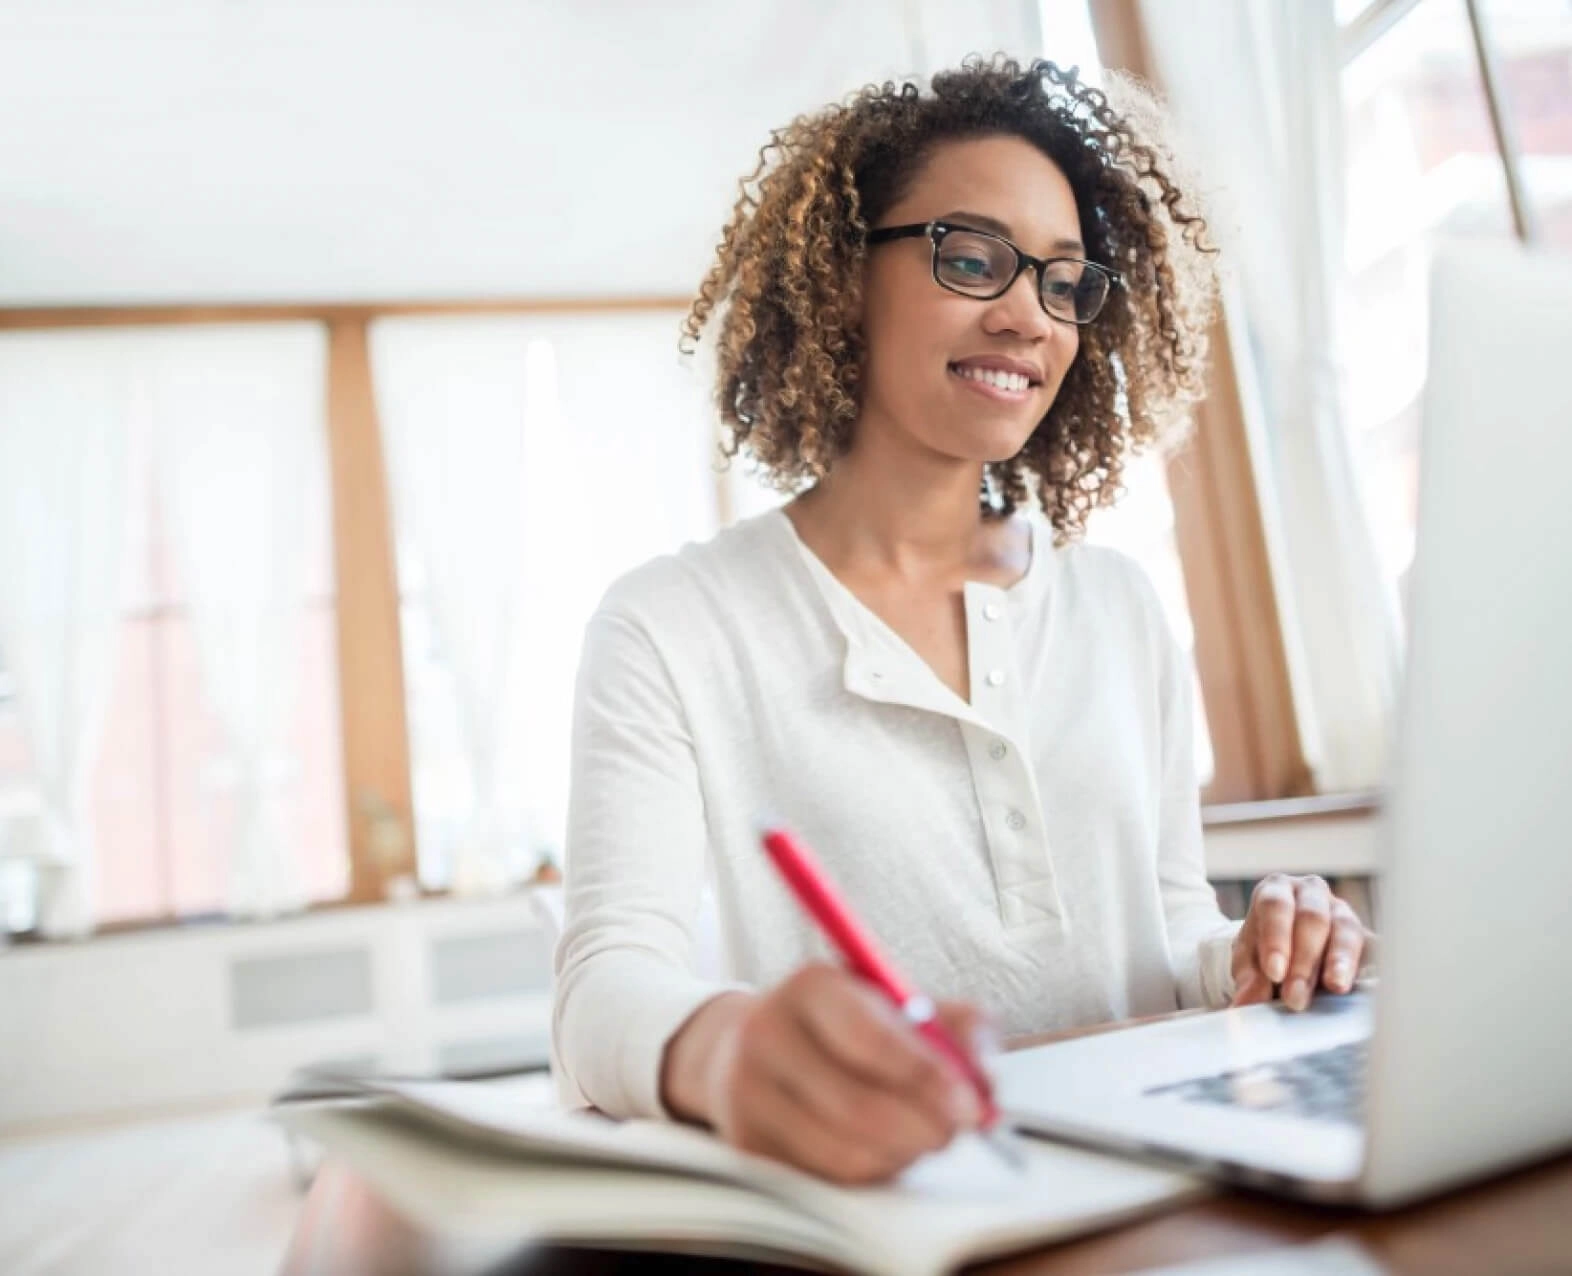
[551,605,742,1118]
[1148,587,1241,1009]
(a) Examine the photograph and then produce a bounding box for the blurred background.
[0,0,1567,1137]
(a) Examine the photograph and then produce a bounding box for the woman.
[553,57,1370,1184]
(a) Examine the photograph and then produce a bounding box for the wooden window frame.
[1089,0,1316,806]
[0,296,695,921]
[1092,0,1538,803]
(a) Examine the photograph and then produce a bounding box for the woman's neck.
[784,430,1017,587]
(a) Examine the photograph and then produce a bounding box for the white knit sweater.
[553,509,1239,1118]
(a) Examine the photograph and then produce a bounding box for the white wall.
[0,892,554,1133]
[0,0,1042,304]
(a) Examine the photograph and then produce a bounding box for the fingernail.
[1285,978,1310,1011]
[948,1082,983,1130]
[1266,954,1288,983]
[1328,960,1351,990]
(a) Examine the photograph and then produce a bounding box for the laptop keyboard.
[1144,1040,1370,1126]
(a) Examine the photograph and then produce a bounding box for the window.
[375,313,719,886]
[1496,1,1572,250]
[0,326,349,932]
[1040,0,1217,785]
[1337,0,1569,616]
[92,409,349,922]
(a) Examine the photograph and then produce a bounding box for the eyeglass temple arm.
[865,223,934,244]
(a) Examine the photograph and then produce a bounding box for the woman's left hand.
[1230,873,1371,1011]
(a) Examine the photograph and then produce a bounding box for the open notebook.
[272,1073,1207,1276]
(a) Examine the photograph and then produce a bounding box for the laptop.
[993,242,1572,1208]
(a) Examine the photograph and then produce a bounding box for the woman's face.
[858,134,1083,467]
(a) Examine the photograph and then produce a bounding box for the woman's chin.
[897,410,1041,468]
[965,427,1041,467]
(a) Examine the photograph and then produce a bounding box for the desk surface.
[279,1013,1572,1276]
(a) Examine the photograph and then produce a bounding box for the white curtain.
[527,314,718,853]
[0,332,135,937]
[149,323,326,919]
[370,317,537,895]
[372,313,719,889]
[1137,0,1403,790]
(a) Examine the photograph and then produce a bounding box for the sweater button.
[1006,808,1028,832]
[983,603,1002,621]
[986,669,1005,688]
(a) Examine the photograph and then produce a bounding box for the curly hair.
[681,55,1218,540]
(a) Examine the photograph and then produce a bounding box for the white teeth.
[952,364,1031,392]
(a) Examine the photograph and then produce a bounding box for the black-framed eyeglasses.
[866,220,1120,325]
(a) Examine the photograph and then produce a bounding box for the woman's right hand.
[659,963,993,1184]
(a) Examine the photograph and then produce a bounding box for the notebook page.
[368,1078,762,1182]
[772,1131,1209,1275]
[281,1079,1207,1276]
[276,1102,858,1271]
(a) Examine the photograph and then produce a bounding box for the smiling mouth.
[947,362,1040,398]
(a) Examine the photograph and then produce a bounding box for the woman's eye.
[946,254,994,278]
[1044,279,1077,299]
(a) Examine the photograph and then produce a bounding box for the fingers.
[1282,876,1333,1011]
[935,1000,996,1062]
[712,965,985,1183]
[747,996,958,1158]
[791,969,967,1113]
[1319,900,1367,994]
[722,1060,917,1184]
[1228,907,1262,1006]
[1231,964,1274,1006]
[1232,876,1370,1011]
[1249,874,1297,987]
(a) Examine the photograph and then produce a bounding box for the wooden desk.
[279,1014,1572,1275]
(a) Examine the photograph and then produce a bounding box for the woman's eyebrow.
[941,209,1085,254]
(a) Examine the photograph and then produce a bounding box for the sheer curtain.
[149,323,327,919]
[0,332,135,937]
[524,314,717,855]
[370,316,537,894]
[372,312,719,889]
[1137,0,1403,790]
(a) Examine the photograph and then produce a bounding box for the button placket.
[964,582,1024,742]
[962,581,1066,927]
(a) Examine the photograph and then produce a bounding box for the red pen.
[758,820,1022,1169]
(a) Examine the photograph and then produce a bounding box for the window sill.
[1,880,554,952]
[1202,789,1382,828]
[1202,790,1383,879]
